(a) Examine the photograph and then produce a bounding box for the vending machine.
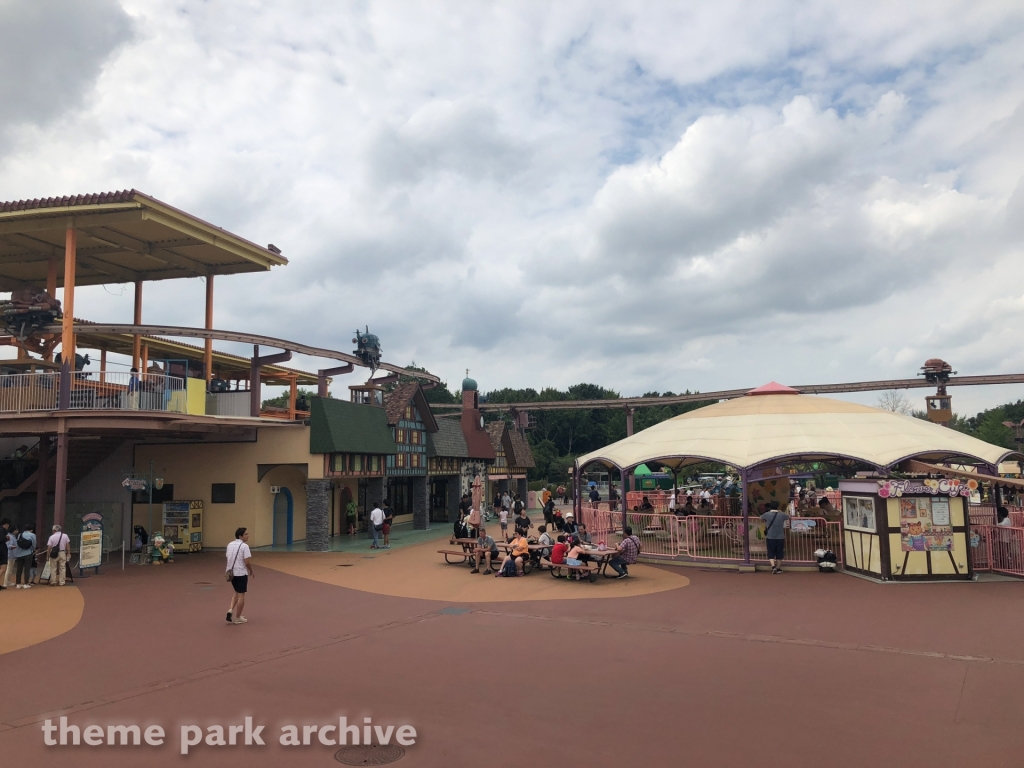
[162,500,204,552]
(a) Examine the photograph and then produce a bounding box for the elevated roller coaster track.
[432,374,1024,412]
[21,323,441,383]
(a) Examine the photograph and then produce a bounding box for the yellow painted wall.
[133,425,320,549]
[887,496,968,577]
[186,378,207,415]
[886,498,900,527]
[845,530,881,574]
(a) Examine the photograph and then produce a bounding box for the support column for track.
[288,375,298,420]
[100,349,107,384]
[318,363,354,397]
[625,406,635,437]
[741,467,751,566]
[35,437,48,537]
[204,275,214,384]
[249,345,293,417]
[132,280,143,370]
[53,423,68,530]
[61,227,77,364]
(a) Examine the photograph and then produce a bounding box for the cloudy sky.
[2,0,1023,413]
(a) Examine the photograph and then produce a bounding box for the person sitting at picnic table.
[562,512,578,536]
[550,535,569,565]
[576,523,592,545]
[639,496,654,511]
[497,532,531,576]
[514,508,532,536]
[552,508,565,532]
[564,536,590,579]
[680,497,697,516]
[817,496,841,523]
[536,525,554,560]
[468,505,482,538]
[453,512,470,541]
[607,525,642,579]
[470,527,499,574]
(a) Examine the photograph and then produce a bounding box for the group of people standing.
[0,520,72,589]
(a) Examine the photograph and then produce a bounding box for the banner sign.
[899,497,953,551]
[877,478,976,498]
[122,477,147,491]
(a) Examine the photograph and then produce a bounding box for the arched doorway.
[273,487,294,547]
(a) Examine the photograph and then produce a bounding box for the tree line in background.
[876,390,1024,452]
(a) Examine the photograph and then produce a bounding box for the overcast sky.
[1,1,1023,414]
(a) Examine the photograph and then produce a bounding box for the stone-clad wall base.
[412,476,429,529]
[305,479,332,552]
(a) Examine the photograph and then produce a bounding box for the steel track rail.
[22,323,440,382]
[431,374,1024,412]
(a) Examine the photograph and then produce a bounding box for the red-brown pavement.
[2,550,1024,767]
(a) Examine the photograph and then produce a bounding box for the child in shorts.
[498,507,509,538]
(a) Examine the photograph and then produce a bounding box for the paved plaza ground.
[2,530,1024,767]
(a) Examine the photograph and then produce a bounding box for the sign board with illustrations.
[79,512,104,573]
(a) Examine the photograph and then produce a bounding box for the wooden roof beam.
[82,226,211,275]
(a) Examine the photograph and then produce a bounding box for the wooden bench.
[540,558,598,582]
[437,549,474,565]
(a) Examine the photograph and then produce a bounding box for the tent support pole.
[741,467,751,565]
[621,467,628,535]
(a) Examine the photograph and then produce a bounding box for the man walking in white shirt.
[226,527,253,625]
[369,502,384,549]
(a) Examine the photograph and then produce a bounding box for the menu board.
[900,497,953,551]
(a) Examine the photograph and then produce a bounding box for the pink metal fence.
[579,509,842,566]
[972,524,1024,577]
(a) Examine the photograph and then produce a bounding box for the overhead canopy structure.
[577,387,1022,473]
[0,190,286,289]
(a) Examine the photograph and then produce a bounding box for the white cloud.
[1,0,1023,412]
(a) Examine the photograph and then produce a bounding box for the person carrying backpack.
[12,524,36,588]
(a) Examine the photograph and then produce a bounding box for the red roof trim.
[0,190,137,213]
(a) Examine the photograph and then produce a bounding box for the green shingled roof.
[309,396,398,455]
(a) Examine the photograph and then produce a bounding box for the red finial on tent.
[746,381,801,396]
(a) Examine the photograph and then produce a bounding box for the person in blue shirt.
[11,523,36,588]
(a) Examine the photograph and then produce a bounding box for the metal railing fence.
[0,371,186,414]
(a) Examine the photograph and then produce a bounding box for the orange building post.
[205,275,214,383]
[61,227,77,364]
[133,280,143,370]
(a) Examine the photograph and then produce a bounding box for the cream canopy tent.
[577,383,1022,473]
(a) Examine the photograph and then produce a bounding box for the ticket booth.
[840,479,972,581]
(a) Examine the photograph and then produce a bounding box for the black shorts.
[0,549,7,566]
[766,538,785,560]
[231,575,248,594]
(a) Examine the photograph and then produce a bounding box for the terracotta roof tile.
[486,421,505,452]
[383,381,418,425]
[508,428,536,468]
[0,190,137,213]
